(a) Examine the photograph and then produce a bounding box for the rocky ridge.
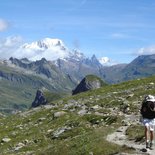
[31,89,47,108]
[72,74,107,95]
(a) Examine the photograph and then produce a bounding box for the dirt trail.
[106,115,155,155]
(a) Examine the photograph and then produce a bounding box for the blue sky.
[1,0,155,63]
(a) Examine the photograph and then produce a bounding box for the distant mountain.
[22,38,66,50]
[54,53,102,83]
[120,54,155,81]
[0,58,76,113]
[7,57,77,90]
[102,54,155,83]
[2,38,155,114]
[0,53,105,113]
[100,64,127,83]
[18,38,112,66]
[18,38,72,61]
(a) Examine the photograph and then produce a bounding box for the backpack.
[140,95,155,119]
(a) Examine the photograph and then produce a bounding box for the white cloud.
[136,45,155,56]
[16,47,69,61]
[98,57,110,64]
[0,37,70,61]
[109,32,147,42]
[98,57,119,66]
[0,36,23,59]
[110,33,130,39]
[0,19,9,32]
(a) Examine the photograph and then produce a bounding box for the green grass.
[38,127,121,155]
[1,75,155,154]
[0,79,36,113]
[85,74,108,86]
[126,124,144,142]
[0,108,123,155]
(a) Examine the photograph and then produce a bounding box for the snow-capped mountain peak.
[98,57,110,65]
[11,37,111,66]
[18,38,71,61]
[22,38,65,50]
[39,38,65,48]
[69,49,86,61]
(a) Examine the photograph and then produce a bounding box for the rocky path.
[106,115,155,155]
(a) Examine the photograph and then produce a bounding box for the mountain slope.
[2,53,155,114]
[54,54,102,83]
[0,59,76,113]
[0,52,105,114]
[100,54,155,83]
[1,75,155,154]
[121,54,155,81]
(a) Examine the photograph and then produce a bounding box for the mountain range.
[13,38,110,65]
[1,38,155,113]
[1,38,155,155]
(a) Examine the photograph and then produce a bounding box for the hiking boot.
[150,142,154,150]
[146,142,150,149]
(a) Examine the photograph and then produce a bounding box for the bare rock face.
[72,75,107,95]
[31,90,47,108]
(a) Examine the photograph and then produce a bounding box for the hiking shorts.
[142,118,155,131]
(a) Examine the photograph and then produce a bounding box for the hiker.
[140,95,155,150]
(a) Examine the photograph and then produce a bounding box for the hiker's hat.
[145,95,155,102]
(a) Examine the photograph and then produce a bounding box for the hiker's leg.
[145,126,149,141]
[149,120,154,142]
[150,130,154,141]
[150,122,154,149]
[149,130,154,149]
[145,126,150,148]
[143,119,151,148]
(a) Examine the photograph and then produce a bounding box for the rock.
[1,137,11,143]
[94,112,104,116]
[47,129,53,133]
[121,120,131,126]
[38,117,46,122]
[52,126,72,139]
[23,139,29,145]
[53,111,66,118]
[14,142,25,151]
[77,109,88,116]
[16,124,24,130]
[89,152,94,155]
[126,93,134,98]
[149,82,154,85]
[91,105,102,111]
[31,89,47,108]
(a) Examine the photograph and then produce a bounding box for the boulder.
[1,137,11,143]
[53,111,66,118]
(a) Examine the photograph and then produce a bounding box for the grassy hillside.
[85,74,108,86]
[1,75,155,154]
[0,79,36,113]
[0,63,75,114]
